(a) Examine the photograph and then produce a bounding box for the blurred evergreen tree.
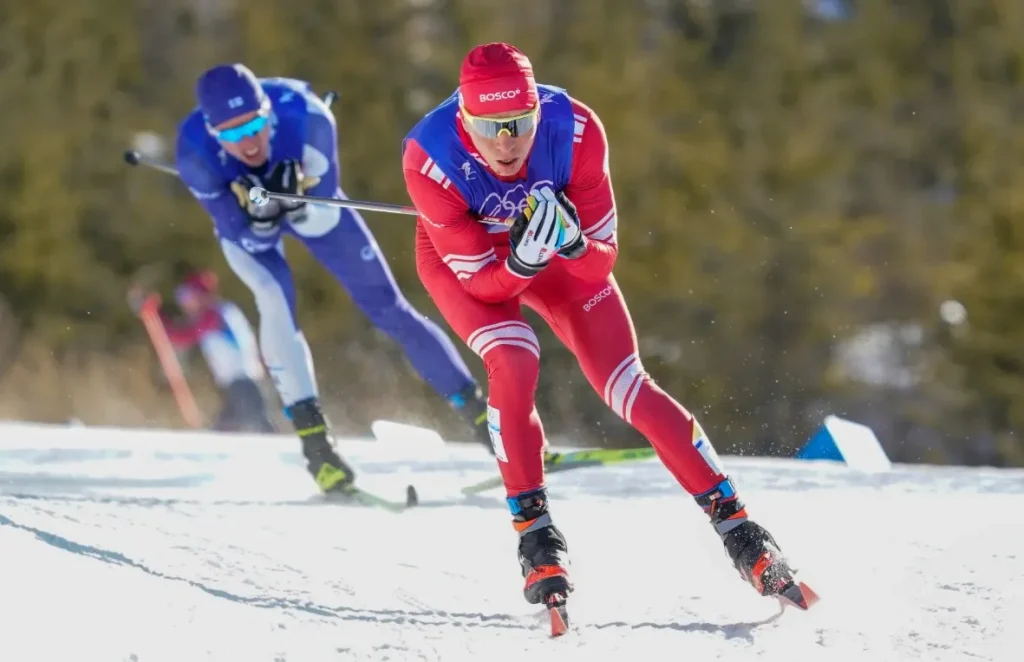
[0,0,1020,464]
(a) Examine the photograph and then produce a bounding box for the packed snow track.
[0,421,1020,661]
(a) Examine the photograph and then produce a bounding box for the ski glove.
[230,173,286,234]
[553,190,587,259]
[126,285,157,316]
[229,160,321,234]
[508,186,583,277]
[263,159,320,212]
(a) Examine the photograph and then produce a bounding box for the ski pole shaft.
[138,298,203,429]
[246,186,420,216]
[123,150,180,177]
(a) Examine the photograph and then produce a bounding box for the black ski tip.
[124,150,141,166]
[405,484,419,507]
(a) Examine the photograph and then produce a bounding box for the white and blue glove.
[507,186,587,277]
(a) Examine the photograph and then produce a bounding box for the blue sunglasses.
[212,114,269,143]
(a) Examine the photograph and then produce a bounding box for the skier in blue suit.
[175,63,490,494]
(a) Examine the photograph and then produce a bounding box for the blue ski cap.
[195,63,270,127]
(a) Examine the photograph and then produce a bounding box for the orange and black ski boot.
[697,478,819,610]
[509,488,573,636]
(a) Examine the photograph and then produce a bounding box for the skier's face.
[461,106,539,177]
[213,109,271,167]
[175,286,209,318]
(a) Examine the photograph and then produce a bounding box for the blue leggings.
[220,202,476,408]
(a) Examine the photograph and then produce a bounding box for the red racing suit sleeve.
[403,140,535,304]
[559,99,619,282]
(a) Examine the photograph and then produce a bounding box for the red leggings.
[417,243,726,498]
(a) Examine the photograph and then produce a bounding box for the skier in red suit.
[402,42,816,618]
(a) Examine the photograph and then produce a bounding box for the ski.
[460,446,658,495]
[323,483,419,512]
[545,591,571,637]
[545,446,657,470]
[777,580,820,611]
[368,419,657,499]
[370,420,446,447]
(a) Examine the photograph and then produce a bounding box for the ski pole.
[137,296,203,428]
[246,186,516,229]
[123,151,421,221]
[123,149,179,177]
[246,186,420,216]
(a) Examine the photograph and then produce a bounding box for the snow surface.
[0,420,1021,661]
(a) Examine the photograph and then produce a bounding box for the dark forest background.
[0,1,1020,466]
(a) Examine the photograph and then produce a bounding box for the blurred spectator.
[129,271,275,433]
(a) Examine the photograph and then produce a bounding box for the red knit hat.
[175,271,218,301]
[459,43,539,117]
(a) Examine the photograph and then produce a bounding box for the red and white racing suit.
[403,98,727,499]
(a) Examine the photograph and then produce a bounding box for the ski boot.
[697,478,819,610]
[286,398,357,496]
[510,488,573,636]
[449,386,558,465]
[448,384,493,452]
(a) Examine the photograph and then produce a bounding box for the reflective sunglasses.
[460,103,539,139]
[211,113,269,143]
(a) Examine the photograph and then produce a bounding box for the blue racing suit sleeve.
[303,107,341,199]
[175,135,281,252]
